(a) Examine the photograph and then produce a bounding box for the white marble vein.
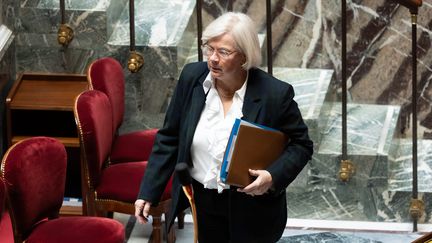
[0,25,13,60]
[108,0,195,46]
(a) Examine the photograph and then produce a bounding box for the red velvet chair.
[0,178,13,243]
[87,57,157,163]
[74,90,175,243]
[0,137,125,243]
[87,56,184,227]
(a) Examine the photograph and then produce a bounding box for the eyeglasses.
[202,44,237,59]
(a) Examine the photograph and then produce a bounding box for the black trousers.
[192,180,284,243]
[192,180,231,243]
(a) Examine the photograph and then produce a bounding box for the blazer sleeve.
[266,84,313,193]
[137,65,188,204]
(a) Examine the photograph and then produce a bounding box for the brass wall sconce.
[57,24,74,46]
[127,51,144,73]
[410,198,424,221]
[338,159,355,182]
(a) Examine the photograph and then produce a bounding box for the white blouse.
[190,72,248,193]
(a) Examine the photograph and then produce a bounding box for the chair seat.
[110,129,158,163]
[26,216,124,243]
[96,162,172,202]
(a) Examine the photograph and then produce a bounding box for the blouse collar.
[203,71,249,102]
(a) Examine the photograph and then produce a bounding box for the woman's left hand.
[237,169,273,196]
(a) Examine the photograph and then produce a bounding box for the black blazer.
[138,62,313,242]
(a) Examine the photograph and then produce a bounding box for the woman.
[135,12,313,243]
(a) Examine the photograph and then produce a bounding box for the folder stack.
[220,119,286,187]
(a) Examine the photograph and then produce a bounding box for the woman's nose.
[208,51,219,61]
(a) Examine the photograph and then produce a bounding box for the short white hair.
[202,12,261,70]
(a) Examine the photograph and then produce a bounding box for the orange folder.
[220,119,286,187]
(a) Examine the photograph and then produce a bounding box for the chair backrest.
[87,57,125,132]
[74,90,114,187]
[0,137,66,239]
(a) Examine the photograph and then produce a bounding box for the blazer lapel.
[186,85,206,137]
[183,71,208,164]
[242,69,262,122]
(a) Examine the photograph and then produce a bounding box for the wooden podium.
[6,73,88,216]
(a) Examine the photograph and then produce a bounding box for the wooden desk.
[6,73,88,216]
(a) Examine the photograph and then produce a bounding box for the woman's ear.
[241,55,247,68]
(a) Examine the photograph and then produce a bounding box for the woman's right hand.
[134,199,152,224]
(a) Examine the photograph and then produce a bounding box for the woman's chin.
[210,70,223,78]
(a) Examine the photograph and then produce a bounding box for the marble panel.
[106,0,127,38]
[0,24,15,157]
[286,186,381,221]
[286,186,432,223]
[104,0,197,132]
[110,46,179,133]
[308,103,401,188]
[308,153,388,188]
[16,46,99,73]
[274,68,334,121]
[14,0,114,74]
[36,0,110,10]
[22,0,128,39]
[108,0,196,74]
[273,67,335,142]
[378,190,432,223]
[319,103,400,156]
[108,0,195,47]
[16,5,108,49]
[388,139,432,193]
[3,0,18,31]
